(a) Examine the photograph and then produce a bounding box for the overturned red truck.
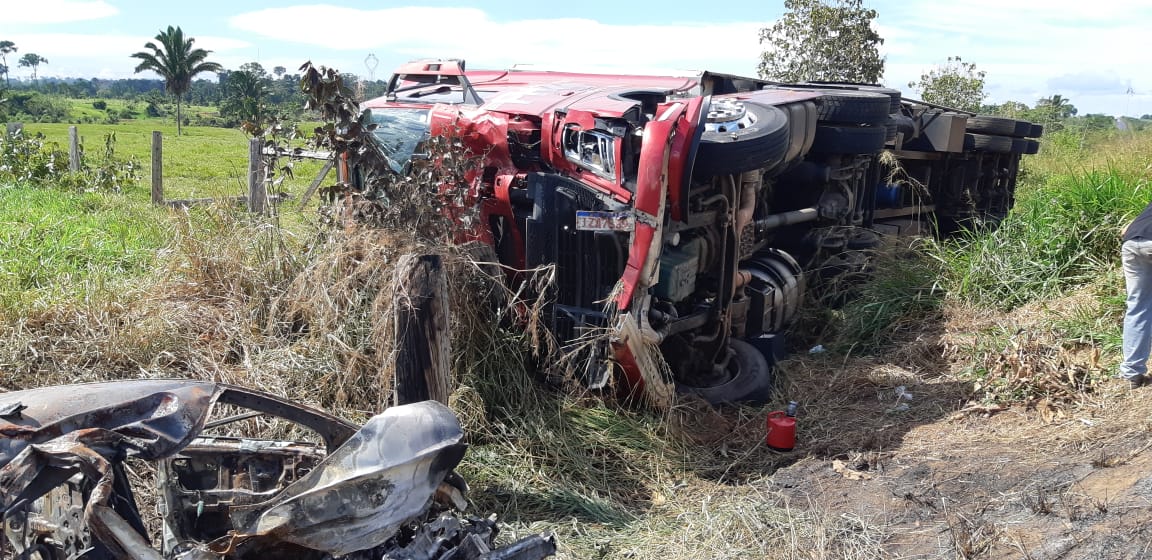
[349,59,1040,405]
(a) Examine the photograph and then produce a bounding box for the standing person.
[1120,200,1152,388]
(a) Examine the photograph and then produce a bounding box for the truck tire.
[678,338,773,405]
[1028,123,1044,138]
[799,82,902,114]
[696,101,790,176]
[810,124,887,154]
[1013,120,1033,137]
[966,115,1017,136]
[811,90,891,125]
[883,118,898,143]
[1024,139,1040,155]
[963,133,1013,153]
[1010,138,1027,153]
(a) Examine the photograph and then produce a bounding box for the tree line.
[0,29,387,135]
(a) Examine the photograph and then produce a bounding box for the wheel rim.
[705,99,756,133]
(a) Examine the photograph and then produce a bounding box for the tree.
[220,62,272,134]
[982,100,1030,118]
[0,40,16,86]
[18,53,47,81]
[273,66,286,79]
[907,56,986,112]
[1035,94,1077,122]
[130,26,222,136]
[758,0,884,83]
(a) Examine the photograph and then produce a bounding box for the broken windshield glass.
[366,108,431,174]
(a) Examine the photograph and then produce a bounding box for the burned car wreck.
[0,380,555,560]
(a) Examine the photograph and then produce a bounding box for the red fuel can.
[766,408,797,451]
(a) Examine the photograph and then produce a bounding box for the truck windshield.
[365,108,430,174]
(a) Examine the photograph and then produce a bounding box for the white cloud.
[4,0,117,24]
[874,0,1150,114]
[228,5,762,75]
[5,33,250,58]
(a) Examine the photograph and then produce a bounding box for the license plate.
[575,211,634,232]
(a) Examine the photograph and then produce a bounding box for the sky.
[0,0,1149,117]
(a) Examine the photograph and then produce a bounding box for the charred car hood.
[0,380,223,469]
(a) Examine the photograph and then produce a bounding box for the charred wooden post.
[391,254,452,406]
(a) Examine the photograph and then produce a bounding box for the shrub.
[0,130,140,193]
[92,100,108,110]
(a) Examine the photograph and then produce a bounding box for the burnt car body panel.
[0,381,535,560]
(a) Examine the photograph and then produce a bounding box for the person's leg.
[1120,240,1152,382]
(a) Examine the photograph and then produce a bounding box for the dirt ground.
[768,356,1152,559]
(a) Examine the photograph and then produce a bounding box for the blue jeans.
[1121,239,1152,379]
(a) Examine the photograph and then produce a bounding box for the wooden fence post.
[247,138,265,214]
[5,122,23,138]
[391,254,452,407]
[151,131,163,205]
[68,126,80,172]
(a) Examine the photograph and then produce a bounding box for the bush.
[0,130,140,193]
[17,93,69,122]
[92,100,108,110]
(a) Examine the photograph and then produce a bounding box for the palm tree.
[0,40,16,86]
[220,63,271,134]
[1036,94,1077,121]
[130,26,222,136]
[18,53,47,81]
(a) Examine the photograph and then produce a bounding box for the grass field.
[0,184,170,313]
[3,121,1152,557]
[21,120,326,200]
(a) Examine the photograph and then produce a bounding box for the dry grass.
[0,197,914,558]
[0,207,1130,559]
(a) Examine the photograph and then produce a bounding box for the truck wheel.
[1024,139,1040,155]
[799,82,902,114]
[966,115,1018,136]
[810,89,891,125]
[1028,123,1044,138]
[809,124,886,154]
[1012,120,1033,137]
[678,338,773,405]
[963,133,1013,153]
[696,100,790,176]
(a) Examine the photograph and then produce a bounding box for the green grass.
[0,183,169,314]
[937,154,1151,311]
[61,97,217,121]
[21,121,326,200]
